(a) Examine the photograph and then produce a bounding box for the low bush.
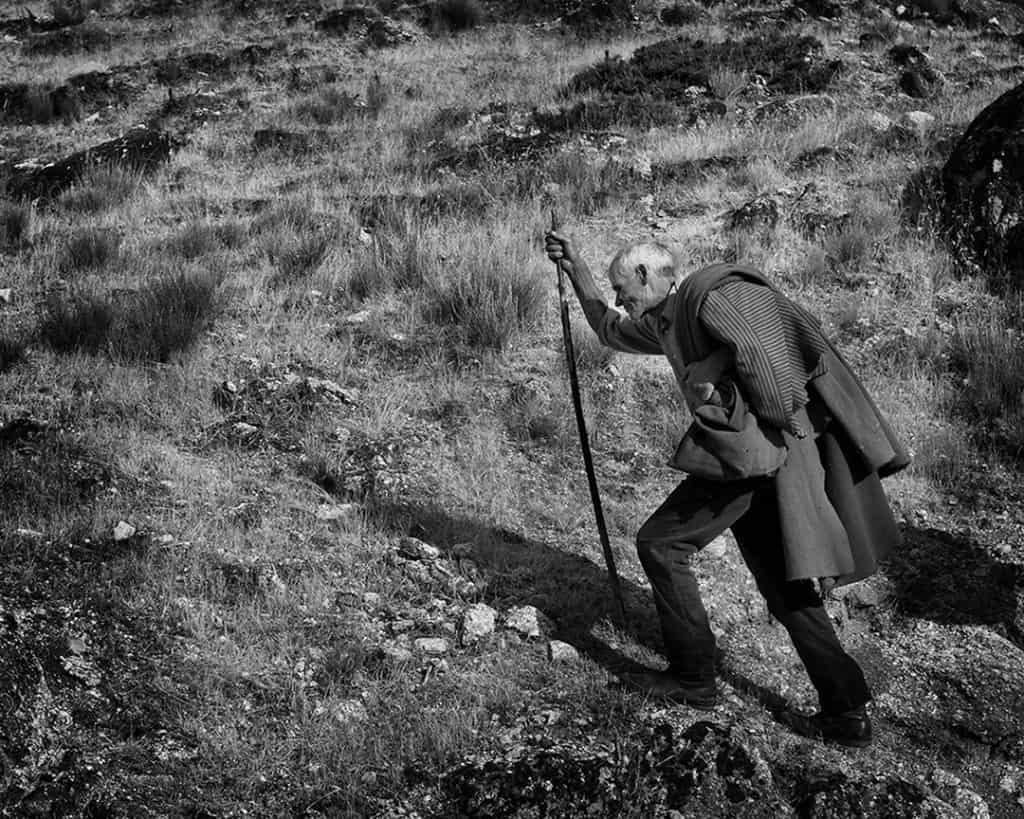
[59,166,138,214]
[37,269,222,362]
[0,203,32,249]
[58,228,121,273]
[292,85,364,125]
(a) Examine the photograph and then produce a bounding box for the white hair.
[608,241,680,281]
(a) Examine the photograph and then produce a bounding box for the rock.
[0,289,11,304]
[6,126,178,201]
[928,769,990,818]
[380,642,414,664]
[901,110,937,138]
[398,536,440,561]
[727,195,780,231]
[330,698,369,725]
[315,503,359,523]
[838,583,881,608]
[461,603,497,645]
[942,80,1024,280]
[112,521,136,541]
[362,592,381,608]
[865,111,894,133]
[703,536,729,559]
[548,640,580,662]
[413,637,449,656]
[504,605,551,639]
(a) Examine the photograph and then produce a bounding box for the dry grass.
[2,4,1024,816]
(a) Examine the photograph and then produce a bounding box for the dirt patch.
[567,34,841,100]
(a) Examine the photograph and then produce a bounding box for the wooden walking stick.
[550,212,627,626]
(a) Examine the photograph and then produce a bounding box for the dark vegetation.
[37,270,222,362]
[58,228,122,273]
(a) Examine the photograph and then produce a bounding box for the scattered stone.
[703,536,729,559]
[380,642,414,664]
[112,521,136,541]
[839,583,881,608]
[315,503,359,523]
[414,637,449,656]
[901,110,937,138]
[865,111,894,133]
[727,195,780,231]
[548,640,580,662]
[504,605,551,639]
[942,80,1024,281]
[461,603,497,645]
[399,536,441,562]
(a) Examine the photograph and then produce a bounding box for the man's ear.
[635,263,647,285]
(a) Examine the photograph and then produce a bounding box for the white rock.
[332,699,368,725]
[113,521,136,541]
[461,603,497,645]
[504,605,550,639]
[0,289,11,304]
[343,309,373,325]
[900,111,936,137]
[413,637,449,656]
[703,535,729,559]
[547,640,579,663]
[15,528,44,539]
[233,421,259,437]
[399,536,440,561]
[865,111,893,133]
[315,503,358,523]
[362,592,381,608]
[380,643,414,664]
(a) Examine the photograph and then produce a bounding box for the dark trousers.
[635,476,871,714]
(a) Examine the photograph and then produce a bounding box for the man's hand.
[545,230,579,281]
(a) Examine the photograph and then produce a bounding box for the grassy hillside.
[2,0,1024,816]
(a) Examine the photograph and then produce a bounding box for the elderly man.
[544,232,909,748]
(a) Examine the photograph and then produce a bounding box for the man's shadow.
[374,499,790,713]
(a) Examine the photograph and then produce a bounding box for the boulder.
[727,195,780,231]
[504,605,551,639]
[460,603,497,645]
[941,81,1024,281]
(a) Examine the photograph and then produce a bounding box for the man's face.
[608,262,672,319]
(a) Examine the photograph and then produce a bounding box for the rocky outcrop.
[942,80,1024,282]
[4,126,178,200]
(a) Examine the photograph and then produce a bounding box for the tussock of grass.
[0,202,32,249]
[292,85,365,125]
[58,228,122,274]
[252,202,336,287]
[543,153,637,217]
[947,300,1024,456]
[348,214,432,300]
[59,166,139,214]
[38,269,222,362]
[0,333,27,374]
[164,220,247,259]
[422,228,547,351]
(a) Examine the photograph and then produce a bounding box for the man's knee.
[636,522,695,572]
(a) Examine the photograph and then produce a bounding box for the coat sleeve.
[699,282,804,435]
[580,297,663,355]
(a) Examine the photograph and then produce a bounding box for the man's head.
[607,241,680,319]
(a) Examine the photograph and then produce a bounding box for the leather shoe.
[778,707,873,748]
[616,669,718,710]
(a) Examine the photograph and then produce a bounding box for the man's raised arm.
[544,230,662,355]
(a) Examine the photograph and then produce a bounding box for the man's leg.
[730,486,872,717]
[634,477,757,688]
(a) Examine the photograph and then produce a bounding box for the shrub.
[0,332,26,373]
[433,0,484,31]
[38,270,222,362]
[59,166,138,214]
[58,228,121,273]
[0,203,32,249]
[292,85,364,125]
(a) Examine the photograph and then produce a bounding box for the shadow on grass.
[373,500,793,714]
